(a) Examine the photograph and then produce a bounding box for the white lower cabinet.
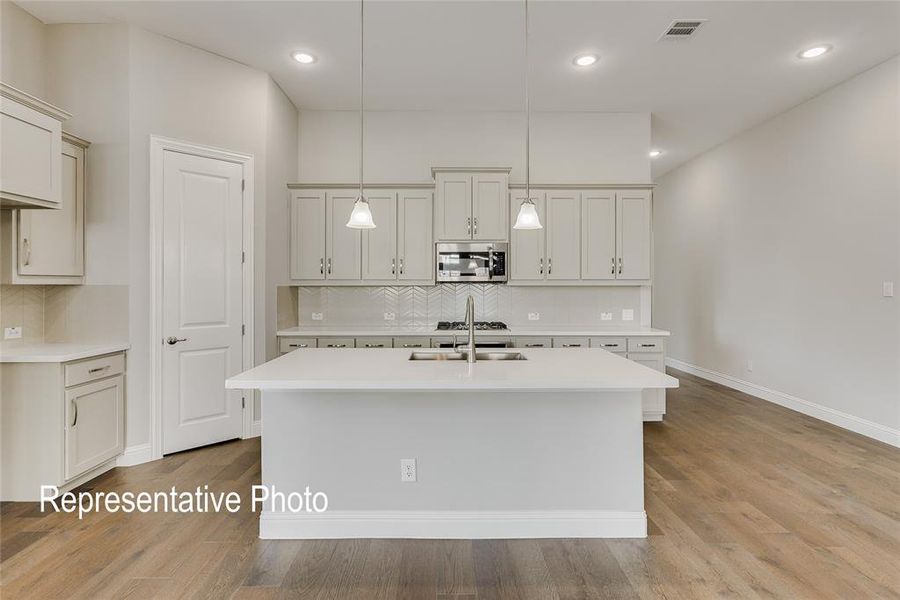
[0,351,126,501]
[356,337,392,348]
[65,375,124,480]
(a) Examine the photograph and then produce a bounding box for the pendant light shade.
[513,199,541,230]
[347,0,375,229]
[512,0,542,231]
[346,194,375,229]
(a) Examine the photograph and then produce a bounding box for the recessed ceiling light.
[798,45,832,59]
[292,51,316,64]
[573,54,598,67]
[649,150,662,158]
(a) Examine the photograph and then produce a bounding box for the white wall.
[298,110,650,184]
[654,56,900,441]
[1,1,46,97]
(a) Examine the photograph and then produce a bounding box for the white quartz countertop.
[276,326,670,337]
[0,342,130,363]
[226,347,679,391]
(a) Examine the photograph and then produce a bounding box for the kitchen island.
[226,347,678,539]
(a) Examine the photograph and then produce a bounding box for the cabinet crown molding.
[0,82,71,122]
[62,131,91,149]
[431,166,512,177]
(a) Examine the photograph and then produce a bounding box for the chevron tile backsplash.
[294,285,643,328]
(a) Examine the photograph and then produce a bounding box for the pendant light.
[513,0,542,230]
[346,0,375,229]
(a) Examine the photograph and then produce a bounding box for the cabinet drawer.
[64,352,125,388]
[516,336,552,348]
[590,337,627,352]
[552,336,590,348]
[627,337,665,353]
[279,337,317,353]
[394,337,430,349]
[318,337,355,349]
[65,374,124,480]
[356,337,393,349]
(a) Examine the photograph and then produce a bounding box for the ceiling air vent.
[659,19,707,40]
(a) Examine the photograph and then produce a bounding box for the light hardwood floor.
[2,369,898,599]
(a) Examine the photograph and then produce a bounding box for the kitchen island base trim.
[260,509,647,540]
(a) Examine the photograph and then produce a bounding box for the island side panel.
[259,389,645,539]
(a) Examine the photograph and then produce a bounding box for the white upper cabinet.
[509,191,545,281]
[2,134,87,285]
[290,191,326,280]
[545,191,581,281]
[361,191,398,280]
[581,191,617,280]
[1,83,70,209]
[397,190,433,281]
[617,190,652,280]
[326,191,362,280]
[472,172,508,240]
[433,168,509,241]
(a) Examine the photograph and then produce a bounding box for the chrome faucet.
[464,294,476,363]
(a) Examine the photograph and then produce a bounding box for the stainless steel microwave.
[436,242,508,283]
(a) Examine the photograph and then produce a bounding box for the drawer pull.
[640,343,656,348]
[401,343,422,348]
[525,343,544,347]
[71,400,78,427]
[87,366,109,374]
[562,344,582,348]
[602,344,619,348]
[326,344,347,348]
[289,343,309,348]
[364,344,385,348]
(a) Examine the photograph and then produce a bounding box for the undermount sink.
[409,350,527,361]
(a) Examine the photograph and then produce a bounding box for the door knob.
[166,337,188,345]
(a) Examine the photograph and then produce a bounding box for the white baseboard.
[259,510,647,540]
[667,358,900,448]
[116,443,154,467]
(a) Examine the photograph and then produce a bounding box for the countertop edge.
[0,343,131,363]
[276,328,671,337]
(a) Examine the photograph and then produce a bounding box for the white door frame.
[149,135,255,461]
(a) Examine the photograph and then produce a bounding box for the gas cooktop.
[436,321,509,331]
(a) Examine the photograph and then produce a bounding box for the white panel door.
[290,191,326,280]
[398,190,433,281]
[326,191,362,280]
[509,192,546,281]
[617,190,652,280]
[434,173,472,240]
[65,375,124,480]
[17,140,84,277]
[581,191,616,280]
[472,173,508,241]
[162,151,244,455]
[545,190,581,280]
[362,191,397,280]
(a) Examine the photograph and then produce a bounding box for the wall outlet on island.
[384,312,396,321]
[311,312,323,321]
[528,312,540,321]
[600,312,613,321]
[400,458,417,482]
[622,309,634,321]
[4,326,22,340]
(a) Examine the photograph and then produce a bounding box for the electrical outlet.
[884,281,895,298]
[622,309,634,321]
[4,326,22,340]
[384,312,396,321]
[400,458,417,482]
[600,312,613,321]
[311,312,323,321]
[747,360,754,372]
[528,312,540,321]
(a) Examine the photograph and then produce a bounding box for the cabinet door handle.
[71,399,78,427]
[473,217,478,236]
[88,365,109,374]
[618,257,623,274]
[548,257,552,275]
[320,258,324,275]
[327,258,332,275]
[391,258,396,275]
[399,258,404,275]
[539,257,543,275]
[22,238,31,266]
[611,257,616,275]
[466,217,471,235]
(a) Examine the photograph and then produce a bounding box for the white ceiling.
[19,1,900,177]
